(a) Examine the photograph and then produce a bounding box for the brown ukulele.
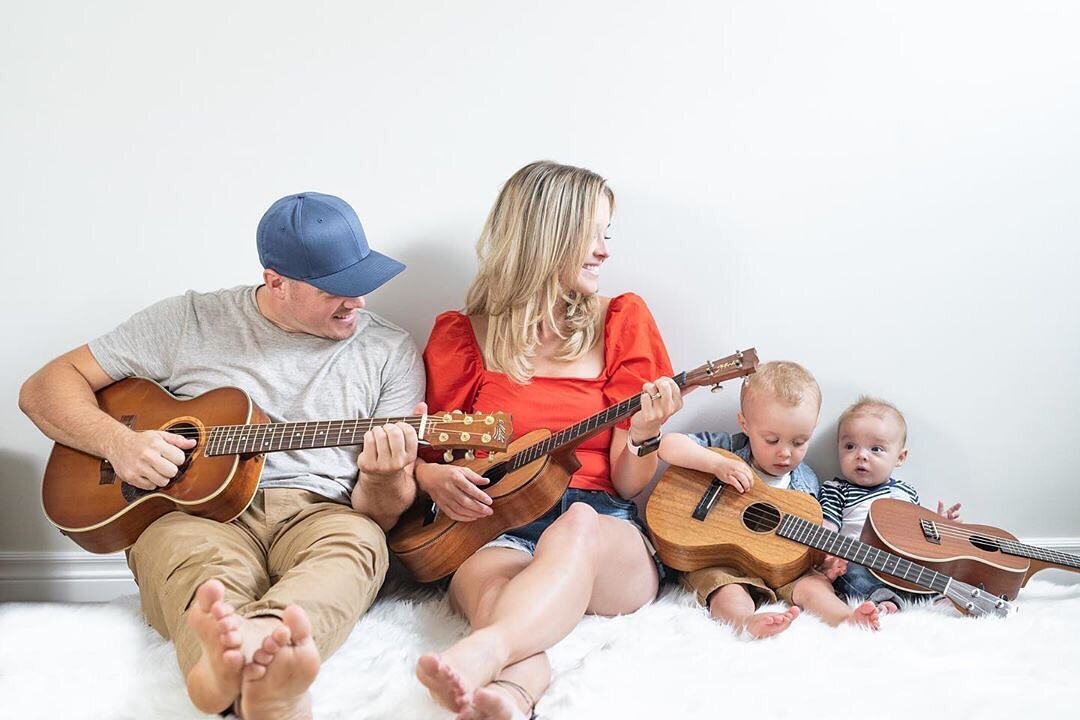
[388,349,760,583]
[862,498,1080,601]
[646,450,1013,618]
[42,377,511,554]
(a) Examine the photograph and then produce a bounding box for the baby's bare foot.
[744,606,801,639]
[846,600,881,630]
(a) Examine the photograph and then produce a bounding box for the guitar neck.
[998,539,1080,570]
[204,417,422,456]
[777,514,951,594]
[502,371,689,472]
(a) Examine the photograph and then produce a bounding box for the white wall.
[2,1,1078,572]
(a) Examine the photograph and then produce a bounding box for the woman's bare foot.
[744,607,801,639]
[185,579,244,713]
[846,600,882,630]
[239,605,320,720]
[417,632,508,713]
[457,682,532,720]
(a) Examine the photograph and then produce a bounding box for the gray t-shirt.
[88,285,425,504]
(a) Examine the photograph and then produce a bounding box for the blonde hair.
[464,161,615,383]
[740,360,822,411]
[838,396,908,446]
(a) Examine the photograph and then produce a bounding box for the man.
[19,192,425,719]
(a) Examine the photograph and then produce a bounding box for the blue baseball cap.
[256,192,405,297]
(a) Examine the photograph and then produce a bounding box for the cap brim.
[305,250,406,297]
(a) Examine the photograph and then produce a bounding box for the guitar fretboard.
[503,372,689,472]
[998,538,1080,569]
[204,417,419,456]
[777,514,950,593]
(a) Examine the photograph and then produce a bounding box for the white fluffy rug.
[2,578,1078,720]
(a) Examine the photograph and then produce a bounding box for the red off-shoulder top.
[422,293,673,494]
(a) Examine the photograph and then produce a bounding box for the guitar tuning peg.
[710,383,724,393]
[452,409,463,415]
[443,449,454,463]
[465,450,475,461]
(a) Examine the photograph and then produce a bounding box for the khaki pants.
[682,565,800,608]
[126,488,388,675]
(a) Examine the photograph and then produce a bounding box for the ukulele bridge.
[920,518,941,544]
[692,479,724,521]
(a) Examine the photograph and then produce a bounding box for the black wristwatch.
[627,431,662,457]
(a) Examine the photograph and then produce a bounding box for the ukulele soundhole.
[742,502,781,533]
[481,462,509,488]
[119,422,199,503]
[969,534,1002,553]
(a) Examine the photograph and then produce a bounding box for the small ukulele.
[862,498,1080,601]
[646,450,1013,618]
[42,377,511,553]
[388,350,760,582]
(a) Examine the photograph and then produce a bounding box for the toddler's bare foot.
[744,607,801,639]
[239,605,320,720]
[417,632,507,713]
[185,579,243,713]
[877,600,899,615]
[845,600,881,630]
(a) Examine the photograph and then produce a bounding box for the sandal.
[490,678,537,720]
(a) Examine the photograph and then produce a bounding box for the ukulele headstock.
[679,348,759,392]
[423,411,512,453]
[945,579,1015,619]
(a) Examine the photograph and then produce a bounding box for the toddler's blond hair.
[740,360,821,412]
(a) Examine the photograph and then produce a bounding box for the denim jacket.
[686,431,820,498]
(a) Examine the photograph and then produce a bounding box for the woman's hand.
[712,454,754,493]
[629,376,683,444]
[415,461,493,522]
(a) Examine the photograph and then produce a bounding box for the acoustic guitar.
[862,498,1080,601]
[42,377,511,554]
[646,450,1013,618]
[388,349,760,583]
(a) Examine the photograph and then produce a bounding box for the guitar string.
[921,525,1079,564]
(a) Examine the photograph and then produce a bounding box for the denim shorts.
[833,562,928,608]
[483,487,668,583]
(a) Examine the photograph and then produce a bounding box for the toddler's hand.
[819,554,848,579]
[713,455,753,493]
[936,500,962,522]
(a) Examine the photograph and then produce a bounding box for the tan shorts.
[126,488,388,674]
[682,565,800,608]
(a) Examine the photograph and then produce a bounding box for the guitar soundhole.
[481,462,508,488]
[969,534,1001,553]
[742,502,781,533]
[119,422,199,503]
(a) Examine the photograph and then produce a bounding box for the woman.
[415,161,682,720]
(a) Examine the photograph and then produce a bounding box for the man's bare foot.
[457,682,532,720]
[185,579,244,713]
[845,600,881,630]
[239,605,320,720]
[744,607,801,639]
[417,632,507,713]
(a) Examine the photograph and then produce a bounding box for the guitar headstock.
[423,411,512,452]
[679,348,759,392]
[944,579,1015,619]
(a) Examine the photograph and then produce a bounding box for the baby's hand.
[936,500,962,522]
[819,554,848,580]
[712,455,753,493]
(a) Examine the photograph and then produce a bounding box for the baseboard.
[2,537,1078,604]
[0,551,137,603]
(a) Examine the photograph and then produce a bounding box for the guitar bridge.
[920,519,941,544]
[692,479,724,521]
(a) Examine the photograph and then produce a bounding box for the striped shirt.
[820,477,920,540]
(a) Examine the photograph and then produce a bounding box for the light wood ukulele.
[389,350,760,583]
[42,377,511,553]
[646,450,1013,618]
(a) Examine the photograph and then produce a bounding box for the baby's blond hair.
[740,361,821,412]
[838,396,908,446]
